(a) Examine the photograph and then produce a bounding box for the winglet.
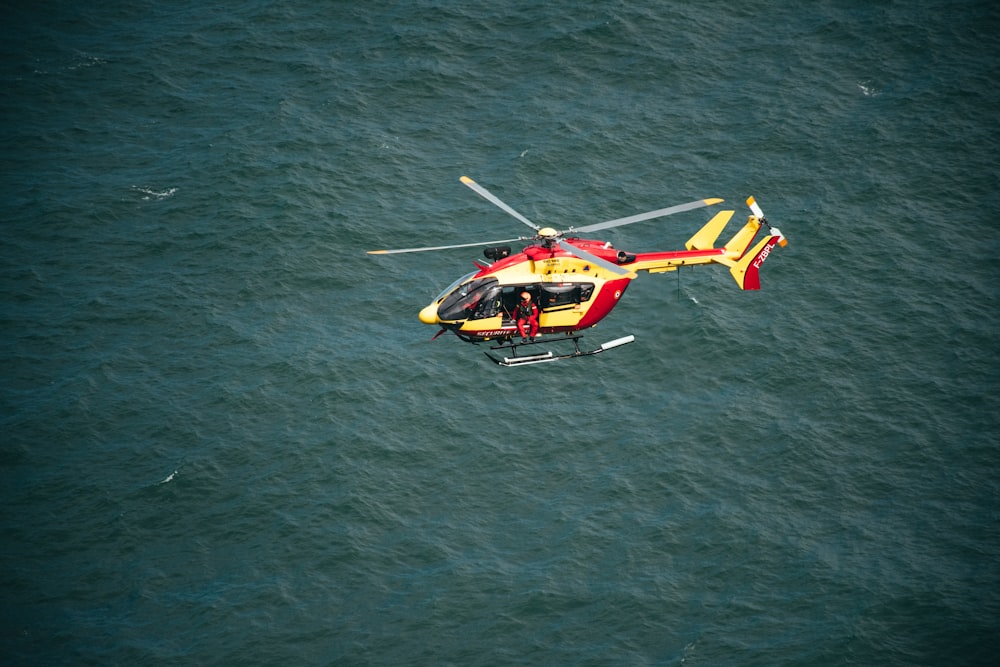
[685,210,735,250]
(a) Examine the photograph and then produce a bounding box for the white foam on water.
[132,185,178,200]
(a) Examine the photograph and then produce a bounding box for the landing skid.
[484,334,635,367]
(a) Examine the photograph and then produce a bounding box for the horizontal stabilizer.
[686,210,735,250]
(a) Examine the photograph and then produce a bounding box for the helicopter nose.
[418,303,439,325]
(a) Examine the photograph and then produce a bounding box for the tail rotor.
[746,196,787,247]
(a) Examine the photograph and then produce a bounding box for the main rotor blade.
[368,237,526,255]
[556,239,635,277]
[568,197,723,234]
[460,176,540,231]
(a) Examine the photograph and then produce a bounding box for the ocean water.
[2,1,998,664]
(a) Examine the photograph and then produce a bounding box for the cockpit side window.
[437,277,501,321]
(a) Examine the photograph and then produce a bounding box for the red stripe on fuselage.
[577,278,631,329]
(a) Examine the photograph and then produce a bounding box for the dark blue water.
[2,1,998,664]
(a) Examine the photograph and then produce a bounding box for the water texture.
[2,1,998,664]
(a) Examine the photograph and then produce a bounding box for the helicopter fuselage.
[419,237,693,343]
[369,177,786,357]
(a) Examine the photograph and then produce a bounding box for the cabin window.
[498,283,594,323]
[437,277,501,321]
[540,283,594,308]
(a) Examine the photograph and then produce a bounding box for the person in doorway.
[515,291,539,343]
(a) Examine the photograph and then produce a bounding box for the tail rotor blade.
[460,176,540,231]
[746,196,787,247]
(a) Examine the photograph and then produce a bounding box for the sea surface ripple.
[1,1,998,664]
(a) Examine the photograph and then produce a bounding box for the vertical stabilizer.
[729,236,780,290]
[723,217,763,259]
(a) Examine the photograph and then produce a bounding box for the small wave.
[857,80,879,97]
[132,185,178,200]
[159,469,178,484]
[68,55,107,71]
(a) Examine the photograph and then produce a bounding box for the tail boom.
[628,207,785,289]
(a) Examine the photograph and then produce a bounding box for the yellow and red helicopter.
[368,176,787,366]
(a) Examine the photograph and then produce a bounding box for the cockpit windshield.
[433,271,477,302]
[437,277,501,321]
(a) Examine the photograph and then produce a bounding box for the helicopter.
[368,176,787,366]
